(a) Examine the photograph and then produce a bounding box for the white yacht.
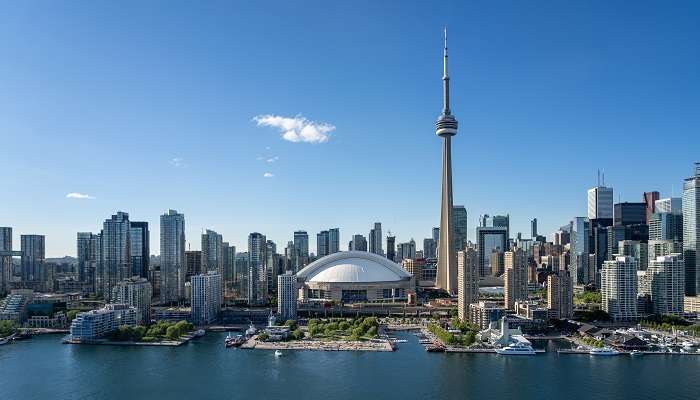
[589,347,620,356]
[495,342,536,355]
[274,350,283,357]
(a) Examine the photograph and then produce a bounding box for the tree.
[0,321,16,337]
[284,320,298,331]
[66,310,80,322]
[291,329,304,340]
[166,325,180,340]
[258,332,269,341]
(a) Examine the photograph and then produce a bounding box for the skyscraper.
[655,197,682,214]
[369,222,383,255]
[547,269,573,319]
[328,228,340,254]
[614,202,647,227]
[643,191,660,223]
[588,185,614,222]
[396,239,416,262]
[457,247,478,322]
[531,218,538,238]
[129,221,149,278]
[101,212,131,301]
[248,232,266,305]
[423,238,437,259]
[386,235,396,262]
[20,234,45,285]
[201,229,223,276]
[77,232,99,291]
[223,243,236,293]
[160,209,185,304]
[570,217,591,285]
[453,206,468,253]
[185,250,202,281]
[435,29,459,295]
[683,163,700,295]
[293,231,309,268]
[476,226,507,278]
[646,254,684,316]
[0,227,14,295]
[317,230,329,258]
[349,234,367,252]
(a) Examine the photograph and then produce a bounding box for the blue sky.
[1,1,699,257]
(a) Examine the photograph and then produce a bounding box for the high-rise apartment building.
[0,227,14,295]
[223,243,236,292]
[683,163,700,295]
[77,232,99,289]
[396,240,416,262]
[476,226,507,278]
[185,250,202,282]
[248,232,266,305]
[160,210,185,304]
[293,231,309,268]
[201,229,223,276]
[457,247,478,322]
[531,218,538,238]
[20,234,45,286]
[129,221,149,279]
[601,256,638,320]
[191,272,222,325]
[423,238,437,259]
[349,234,367,252]
[386,235,396,261]
[101,212,131,301]
[547,269,573,319]
[645,254,684,316]
[504,248,527,309]
[277,271,297,322]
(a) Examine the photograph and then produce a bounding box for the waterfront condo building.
[601,256,638,320]
[160,210,186,304]
[457,247,478,322]
[112,276,153,325]
[277,271,297,322]
[683,163,700,295]
[191,272,222,325]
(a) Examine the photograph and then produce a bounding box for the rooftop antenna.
[602,171,606,186]
[597,169,600,186]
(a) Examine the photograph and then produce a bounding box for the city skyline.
[2,2,700,256]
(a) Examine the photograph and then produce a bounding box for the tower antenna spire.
[442,27,450,115]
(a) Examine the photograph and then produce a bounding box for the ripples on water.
[0,333,698,400]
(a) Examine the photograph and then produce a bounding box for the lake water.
[0,332,698,399]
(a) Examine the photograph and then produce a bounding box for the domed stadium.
[296,251,414,303]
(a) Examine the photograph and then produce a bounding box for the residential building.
[160,210,186,304]
[468,301,506,330]
[21,235,45,284]
[457,247,478,322]
[328,228,340,254]
[248,232,266,305]
[277,271,297,322]
[601,256,638,321]
[490,250,504,276]
[349,234,367,252]
[453,206,468,252]
[386,235,396,262]
[504,248,527,309]
[191,272,222,325]
[423,238,437,259]
[683,163,700,295]
[369,222,383,255]
[645,254,684,316]
[547,270,573,319]
[201,229,223,276]
[128,221,149,279]
[77,232,99,292]
[112,277,152,324]
[293,231,309,268]
[396,239,416,262]
[317,230,329,257]
[476,226,507,277]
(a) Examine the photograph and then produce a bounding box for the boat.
[0,337,9,345]
[681,341,695,349]
[630,350,644,357]
[194,329,205,338]
[426,344,445,353]
[589,347,620,356]
[495,342,536,355]
[274,350,283,357]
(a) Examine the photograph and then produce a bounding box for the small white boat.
[681,341,695,349]
[630,350,644,357]
[274,350,283,357]
[495,342,536,355]
[194,329,205,337]
[589,347,620,356]
[0,337,9,346]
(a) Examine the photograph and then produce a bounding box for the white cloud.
[266,156,279,163]
[253,114,334,143]
[169,157,185,167]
[263,172,275,178]
[66,192,95,200]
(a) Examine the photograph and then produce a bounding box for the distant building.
[369,222,383,255]
[396,240,416,262]
[453,206,468,252]
[683,163,700,295]
[129,221,149,278]
[588,185,614,221]
[504,248,527,309]
[328,228,340,254]
[69,304,137,341]
[277,271,297,322]
[643,191,660,223]
[21,235,45,284]
[618,240,648,270]
[531,218,538,238]
[614,202,646,227]
[191,272,222,325]
[601,256,638,321]
[248,232,266,305]
[401,258,425,284]
[112,277,152,325]
[571,217,592,285]
[101,212,131,301]
[160,210,186,304]
[423,238,437,259]
[185,250,202,281]
[0,227,13,295]
[77,232,99,292]
[457,247,478,322]
[655,197,682,214]
[490,250,504,276]
[293,231,309,268]
[201,229,224,276]
[317,230,329,258]
[349,234,368,252]
[386,235,396,261]
[477,226,507,278]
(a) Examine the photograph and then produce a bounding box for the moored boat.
[495,342,536,355]
[589,347,620,356]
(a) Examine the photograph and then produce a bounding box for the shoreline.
[242,338,394,352]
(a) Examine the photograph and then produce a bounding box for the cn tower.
[435,28,458,294]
